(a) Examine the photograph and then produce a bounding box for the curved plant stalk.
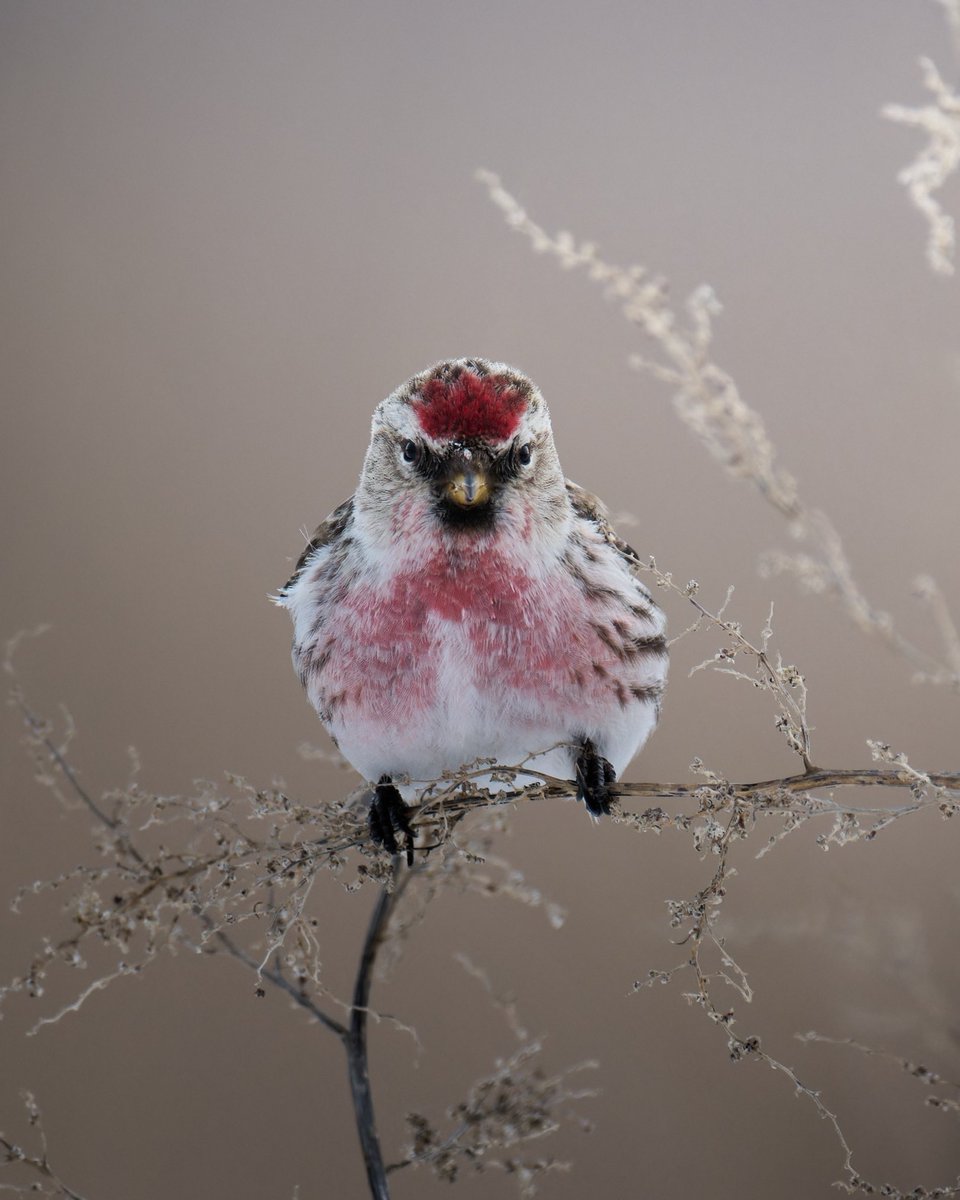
[346,861,404,1200]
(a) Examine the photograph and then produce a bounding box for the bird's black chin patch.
[435,498,496,531]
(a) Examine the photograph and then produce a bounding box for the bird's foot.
[575,740,617,817]
[369,776,415,866]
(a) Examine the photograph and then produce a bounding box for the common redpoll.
[276,358,667,861]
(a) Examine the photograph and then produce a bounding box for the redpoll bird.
[276,358,667,862]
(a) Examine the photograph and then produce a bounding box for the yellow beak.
[445,468,491,508]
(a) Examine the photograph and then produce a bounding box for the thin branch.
[210,927,348,1038]
[13,696,128,840]
[346,859,405,1200]
[797,1032,960,1094]
[0,1093,90,1200]
[408,766,960,827]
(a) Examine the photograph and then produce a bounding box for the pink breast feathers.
[320,545,641,732]
[413,370,527,441]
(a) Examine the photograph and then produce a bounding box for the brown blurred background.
[2,2,959,1197]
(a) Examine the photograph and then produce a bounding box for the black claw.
[575,740,617,817]
[369,776,415,866]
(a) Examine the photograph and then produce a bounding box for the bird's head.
[358,359,569,544]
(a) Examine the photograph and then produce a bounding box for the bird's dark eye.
[401,439,420,464]
[516,443,533,467]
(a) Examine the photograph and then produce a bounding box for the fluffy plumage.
[276,358,667,856]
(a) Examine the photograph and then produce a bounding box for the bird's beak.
[444,467,491,509]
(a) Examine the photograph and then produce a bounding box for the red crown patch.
[413,369,527,441]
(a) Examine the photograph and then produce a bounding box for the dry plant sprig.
[797,1031,960,1115]
[627,756,960,1200]
[473,172,797,519]
[6,633,959,1033]
[883,52,960,276]
[0,1092,88,1200]
[476,171,960,692]
[391,1042,596,1196]
[645,563,814,769]
[387,957,597,1194]
[628,791,875,1193]
[3,641,594,1200]
[795,1034,960,1195]
[6,649,960,1198]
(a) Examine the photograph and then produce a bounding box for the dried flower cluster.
[396,1039,595,1195]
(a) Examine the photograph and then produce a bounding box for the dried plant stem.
[413,766,960,826]
[206,851,412,1200]
[609,765,960,801]
[0,1139,90,1200]
[346,861,403,1200]
[0,1092,91,1200]
[13,695,132,843]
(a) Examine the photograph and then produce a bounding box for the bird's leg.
[369,776,415,867]
[574,739,617,817]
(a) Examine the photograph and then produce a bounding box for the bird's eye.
[516,443,533,467]
[401,439,421,465]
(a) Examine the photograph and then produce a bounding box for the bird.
[275,358,667,863]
